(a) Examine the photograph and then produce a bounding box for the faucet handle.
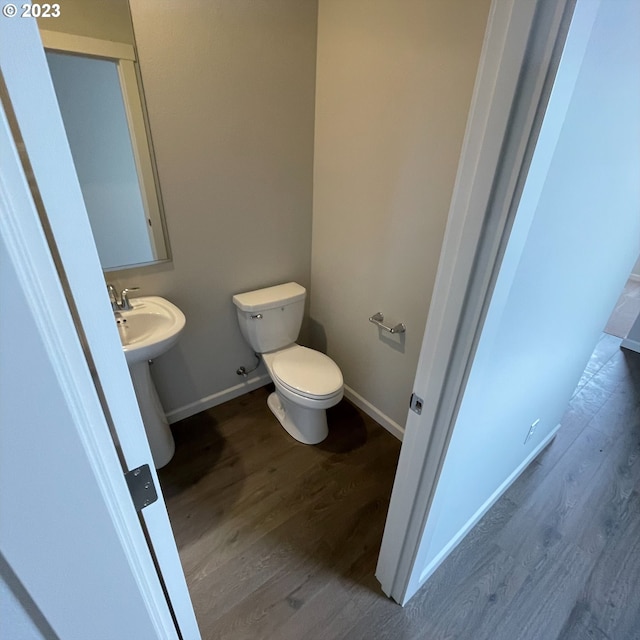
[120,287,140,311]
[106,283,120,311]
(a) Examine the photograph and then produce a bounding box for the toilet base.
[267,391,329,445]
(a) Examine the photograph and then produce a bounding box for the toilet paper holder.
[369,312,406,334]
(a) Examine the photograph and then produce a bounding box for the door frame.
[0,0,581,621]
[376,0,577,604]
[0,81,178,639]
[0,15,200,638]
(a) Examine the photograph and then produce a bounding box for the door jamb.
[376,0,577,604]
[0,90,178,640]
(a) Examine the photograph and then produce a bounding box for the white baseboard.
[628,273,640,283]
[166,377,406,441]
[165,374,270,424]
[416,422,561,587]
[621,336,640,353]
[343,385,404,441]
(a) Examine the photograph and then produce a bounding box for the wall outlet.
[524,418,540,444]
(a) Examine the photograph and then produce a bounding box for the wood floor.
[159,334,640,640]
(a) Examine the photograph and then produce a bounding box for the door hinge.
[410,393,423,415]
[124,464,158,512]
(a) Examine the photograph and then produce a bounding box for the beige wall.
[101,0,490,429]
[108,0,318,418]
[311,0,490,431]
[37,0,134,43]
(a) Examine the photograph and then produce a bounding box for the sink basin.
[116,295,185,468]
[117,296,186,365]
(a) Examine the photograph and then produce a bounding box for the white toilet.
[233,282,343,444]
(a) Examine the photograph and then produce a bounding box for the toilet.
[233,282,343,444]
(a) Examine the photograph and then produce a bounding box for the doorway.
[377,0,640,607]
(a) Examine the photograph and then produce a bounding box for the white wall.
[108,1,319,420]
[310,0,491,435]
[412,0,640,590]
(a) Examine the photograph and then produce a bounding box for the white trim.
[343,385,404,441]
[118,60,167,260]
[628,273,640,283]
[0,98,176,639]
[417,423,560,587]
[39,29,135,61]
[166,375,271,424]
[621,337,640,352]
[166,378,407,443]
[376,0,576,605]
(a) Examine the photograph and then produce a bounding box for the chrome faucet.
[120,288,139,311]
[107,284,120,311]
[107,284,139,311]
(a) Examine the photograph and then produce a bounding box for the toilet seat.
[270,345,343,400]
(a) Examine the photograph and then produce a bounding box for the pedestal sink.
[116,296,186,468]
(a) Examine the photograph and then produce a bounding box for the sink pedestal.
[114,296,185,467]
[129,360,175,468]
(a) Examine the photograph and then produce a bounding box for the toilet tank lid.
[232,282,306,312]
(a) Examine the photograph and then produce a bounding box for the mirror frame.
[40,29,171,271]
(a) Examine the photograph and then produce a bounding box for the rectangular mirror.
[38,1,170,271]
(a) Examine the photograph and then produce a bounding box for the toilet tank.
[232,282,306,353]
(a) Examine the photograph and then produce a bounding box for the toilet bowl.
[233,283,343,444]
[262,345,343,444]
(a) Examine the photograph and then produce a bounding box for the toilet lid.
[271,346,343,398]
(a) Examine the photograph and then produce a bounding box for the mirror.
[37,0,170,271]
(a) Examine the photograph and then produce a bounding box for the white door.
[0,15,200,639]
[0,99,177,638]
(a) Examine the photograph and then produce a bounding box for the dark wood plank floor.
[159,333,640,640]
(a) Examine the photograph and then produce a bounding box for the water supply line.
[236,353,261,377]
